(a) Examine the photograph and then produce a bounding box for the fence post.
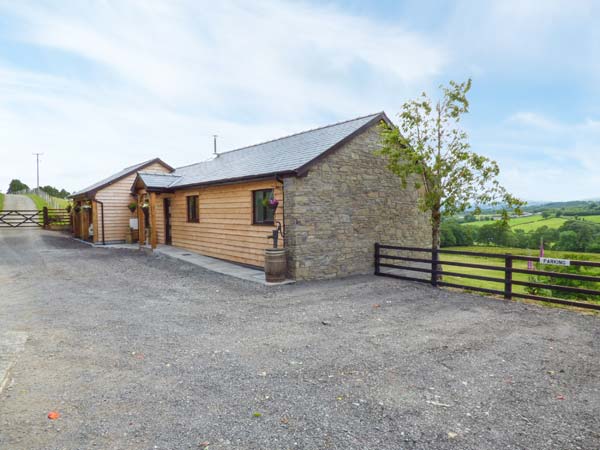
[431,247,439,287]
[42,207,49,229]
[504,253,513,300]
[374,243,380,275]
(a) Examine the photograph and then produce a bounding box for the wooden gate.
[0,210,44,228]
[0,208,71,229]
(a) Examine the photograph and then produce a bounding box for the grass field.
[581,215,600,224]
[463,214,600,231]
[25,193,70,210]
[512,217,568,231]
[0,193,4,210]
[439,246,600,304]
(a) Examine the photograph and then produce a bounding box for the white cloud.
[477,111,600,201]
[0,0,446,192]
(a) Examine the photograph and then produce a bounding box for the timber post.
[42,207,49,229]
[149,192,157,249]
[504,254,513,300]
[431,247,439,287]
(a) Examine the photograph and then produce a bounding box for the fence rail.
[375,244,600,311]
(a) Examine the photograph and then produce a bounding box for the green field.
[512,217,568,231]
[0,193,4,210]
[581,215,600,224]
[439,246,600,305]
[464,214,600,231]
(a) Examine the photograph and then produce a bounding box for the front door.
[164,198,172,245]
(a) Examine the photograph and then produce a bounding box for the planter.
[264,248,287,283]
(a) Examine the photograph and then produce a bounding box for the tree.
[541,210,551,219]
[7,179,29,194]
[378,79,523,257]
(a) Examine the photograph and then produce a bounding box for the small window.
[253,189,275,225]
[186,195,199,223]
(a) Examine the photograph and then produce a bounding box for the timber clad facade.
[70,159,172,244]
[72,113,431,280]
[153,181,284,267]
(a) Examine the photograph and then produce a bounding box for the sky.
[0,0,599,201]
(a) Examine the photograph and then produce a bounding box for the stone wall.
[283,124,431,280]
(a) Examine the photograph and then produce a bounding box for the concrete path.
[155,244,294,286]
[2,194,36,210]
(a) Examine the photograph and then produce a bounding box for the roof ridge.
[121,158,156,171]
[138,171,181,176]
[174,112,383,170]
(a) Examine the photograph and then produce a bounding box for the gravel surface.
[2,194,36,210]
[1,229,599,450]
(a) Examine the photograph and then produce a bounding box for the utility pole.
[33,153,43,189]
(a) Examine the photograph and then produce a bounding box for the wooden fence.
[375,244,600,311]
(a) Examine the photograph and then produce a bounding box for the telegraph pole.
[33,153,43,189]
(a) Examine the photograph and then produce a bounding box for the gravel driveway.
[2,194,36,210]
[1,230,599,450]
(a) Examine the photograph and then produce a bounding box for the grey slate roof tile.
[71,158,172,197]
[142,112,385,190]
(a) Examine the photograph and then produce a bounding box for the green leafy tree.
[378,79,524,255]
[7,179,29,193]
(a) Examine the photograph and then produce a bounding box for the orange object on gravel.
[47,411,60,420]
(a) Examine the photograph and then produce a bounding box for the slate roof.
[137,112,388,191]
[136,172,182,189]
[71,158,173,197]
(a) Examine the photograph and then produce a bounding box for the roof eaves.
[69,157,174,198]
[170,170,297,191]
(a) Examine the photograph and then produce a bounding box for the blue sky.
[0,0,598,201]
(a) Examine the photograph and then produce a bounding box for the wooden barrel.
[264,248,287,282]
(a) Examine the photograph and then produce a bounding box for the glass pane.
[254,191,263,223]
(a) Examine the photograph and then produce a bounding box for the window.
[186,195,199,222]
[253,189,275,225]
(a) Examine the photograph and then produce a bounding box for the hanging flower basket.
[128,202,137,213]
[74,205,81,213]
[65,205,72,213]
[261,196,279,210]
[141,201,150,210]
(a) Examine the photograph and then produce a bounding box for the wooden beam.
[138,194,145,247]
[81,205,89,241]
[91,200,99,243]
[149,192,157,249]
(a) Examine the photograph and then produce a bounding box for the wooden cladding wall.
[95,162,170,243]
[154,180,284,267]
